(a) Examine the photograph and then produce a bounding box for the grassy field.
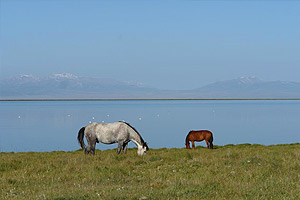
[1,144,300,200]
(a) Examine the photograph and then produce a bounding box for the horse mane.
[120,121,145,144]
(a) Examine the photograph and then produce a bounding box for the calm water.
[0,100,299,152]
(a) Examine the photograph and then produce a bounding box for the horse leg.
[117,141,123,154]
[85,148,88,154]
[186,140,191,149]
[122,142,128,154]
[191,141,196,149]
[85,134,97,155]
[90,140,96,155]
[209,138,213,149]
[85,146,90,155]
[85,137,91,154]
[210,142,213,149]
[206,140,210,149]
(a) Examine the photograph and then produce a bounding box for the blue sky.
[1,0,299,90]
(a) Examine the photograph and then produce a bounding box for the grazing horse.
[185,130,213,149]
[77,121,149,155]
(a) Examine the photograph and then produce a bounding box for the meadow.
[1,144,300,199]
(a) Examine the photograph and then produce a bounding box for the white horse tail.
[77,127,86,149]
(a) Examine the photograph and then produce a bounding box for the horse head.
[137,142,149,155]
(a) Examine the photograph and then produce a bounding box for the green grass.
[1,144,300,199]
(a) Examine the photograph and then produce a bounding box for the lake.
[0,100,299,152]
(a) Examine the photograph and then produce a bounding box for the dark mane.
[120,121,145,144]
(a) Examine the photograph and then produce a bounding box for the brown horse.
[185,130,213,149]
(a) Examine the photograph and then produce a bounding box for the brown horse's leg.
[186,140,191,149]
[191,141,195,149]
[206,140,209,149]
[209,142,213,149]
[209,133,214,149]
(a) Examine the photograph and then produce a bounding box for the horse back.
[85,122,129,144]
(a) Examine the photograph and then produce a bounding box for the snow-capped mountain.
[237,76,264,84]
[1,74,300,99]
[190,77,300,98]
[0,73,157,99]
[50,73,78,80]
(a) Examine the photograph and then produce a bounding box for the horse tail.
[209,133,214,149]
[77,127,86,149]
[185,132,191,149]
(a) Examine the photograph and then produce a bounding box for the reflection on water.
[0,100,299,152]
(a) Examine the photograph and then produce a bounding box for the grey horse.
[77,121,149,155]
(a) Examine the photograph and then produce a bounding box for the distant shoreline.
[1,98,300,102]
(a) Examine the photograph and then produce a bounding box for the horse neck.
[127,127,143,147]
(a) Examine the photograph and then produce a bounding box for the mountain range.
[1,73,300,99]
